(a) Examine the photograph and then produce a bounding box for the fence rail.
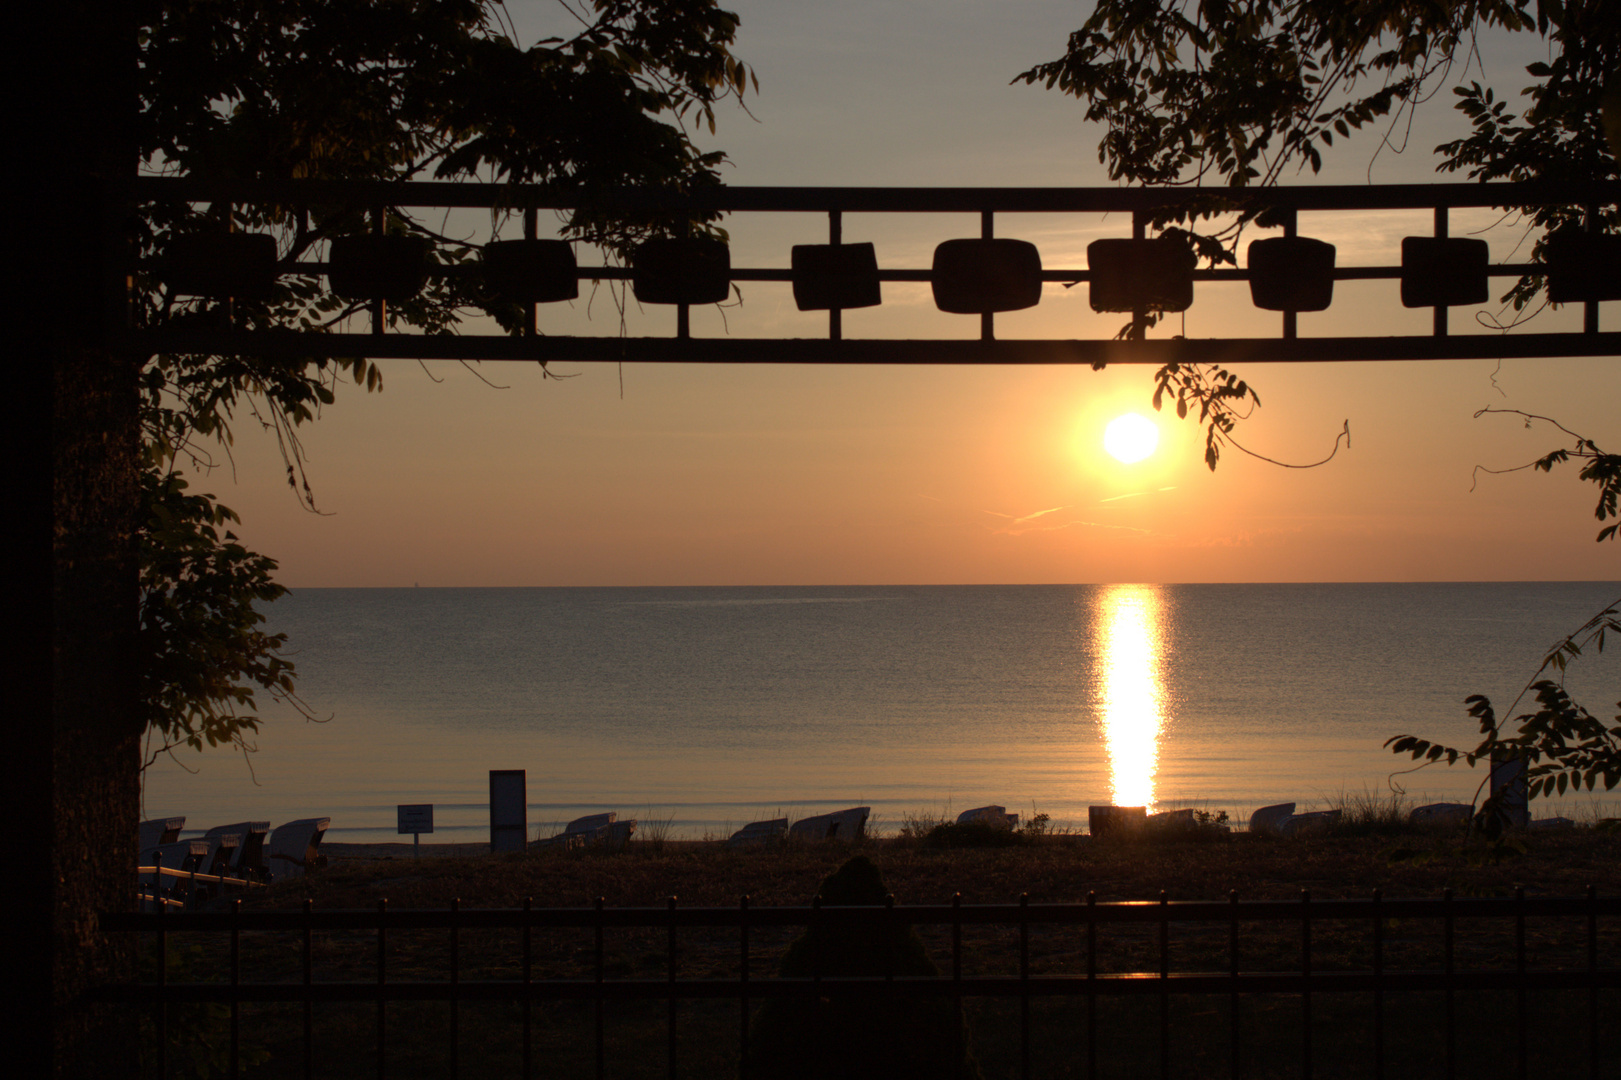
[122,177,1621,365]
[103,886,1616,1080]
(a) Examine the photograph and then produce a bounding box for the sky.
[210,0,1619,587]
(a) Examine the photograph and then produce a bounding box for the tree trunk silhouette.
[23,2,142,1074]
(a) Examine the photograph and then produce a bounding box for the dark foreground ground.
[148,827,1619,1080]
[306,824,1621,908]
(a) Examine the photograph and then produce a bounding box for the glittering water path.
[144,582,1618,840]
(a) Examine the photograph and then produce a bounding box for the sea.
[141,582,1621,843]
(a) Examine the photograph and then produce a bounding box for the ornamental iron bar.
[125,178,1621,365]
[101,888,1617,1080]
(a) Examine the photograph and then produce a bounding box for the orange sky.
[205,1,1619,587]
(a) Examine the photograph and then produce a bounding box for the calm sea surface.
[143,583,1620,842]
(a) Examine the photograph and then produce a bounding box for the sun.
[1103,413,1159,464]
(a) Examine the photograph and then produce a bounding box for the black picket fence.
[102,887,1617,1080]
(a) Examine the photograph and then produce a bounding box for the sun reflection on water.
[1098,584,1166,810]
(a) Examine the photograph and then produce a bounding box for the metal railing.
[123,178,1621,365]
[137,863,265,912]
[102,885,1617,1079]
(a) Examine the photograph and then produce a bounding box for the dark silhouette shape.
[1399,237,1489,308]
[482,239,579,305]
[1247,236,1336,312]
[632,237,731,305]
[791,242,881,311]
[328,235,433,302]
[745,856,979,1080]
[1545,232,1621,304]
[1087,236,1195,313]
[932,238,1042,314]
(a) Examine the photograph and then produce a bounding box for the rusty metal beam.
[125,178,1621,363]
[126,177,1621,214]
[126,330,1621,365]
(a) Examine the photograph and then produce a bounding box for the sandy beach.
[323,840,493,861]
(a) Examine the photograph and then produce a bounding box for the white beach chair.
[139,817,185,851]
[539,813,637,852]
[1409,803,1472,828]
[1281,809,1340,837]
[956,805,1019,829]
[787,807,869,843]
[727,818,789,847]
[1248,803,1296,835]
[266,818,330,881]
[204,821,271,880]
[1147,808,1199,833]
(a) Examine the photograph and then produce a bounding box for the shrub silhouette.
[922,820,1023,849]
[745,856,979,1080]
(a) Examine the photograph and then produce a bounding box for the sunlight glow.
[1103,413,1159,464]
[1098,584,1166,810]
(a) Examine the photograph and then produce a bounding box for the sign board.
[397,804,434,835]
[489,770,527,853]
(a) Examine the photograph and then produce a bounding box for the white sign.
[397,804,434,834]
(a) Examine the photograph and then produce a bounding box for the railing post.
[668,895,678,1080]
[1515,885,1526,1080]
[812,894,824,1079]
[377,897,387,1080]
[1230,890,1240,1080]
[230,898,241,1078]
[523,896,533,1080]
[739,894,750,1080]
[1588,884,1598,1080]
[156,893,168,1079]
[886,893,897,983]
[952,893,963,1080]
[1444,887,1455,1080]
[1300,889,1312,1080]
[451,897,461,1080]
[303,897,314,1080]
[1159,890,1170,1080]
[1019,892,1030,1080]
[1087,891,1097,1080]
[595,896,605,1080]
[1372,889,1383,1080]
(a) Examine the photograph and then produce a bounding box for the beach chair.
[266,818,329,881]
[536,813,637,852]
[1088,805,1147,837]
[1281,809,1340,837]
[140,839,211,909]
[956,805,1019,829]
[727,818,789,848]
[1248,803,1296,835]
[204,821,271,881]
[1409,803,1473,828]
[1147,808,1198,834]
[139,817,185,851]
[787,807,869,843]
